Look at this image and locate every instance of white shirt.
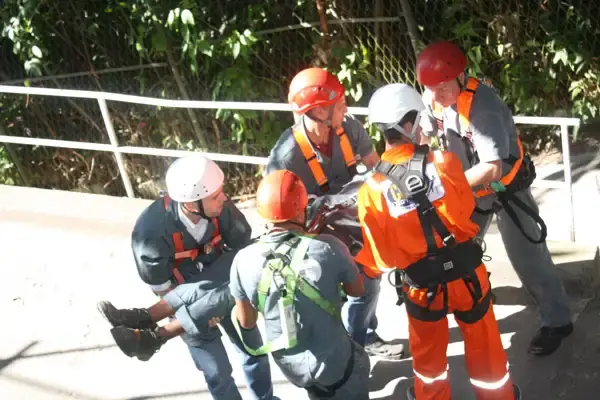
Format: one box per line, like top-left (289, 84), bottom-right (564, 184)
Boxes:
top-left (178, 204), bottom-right (209, 243)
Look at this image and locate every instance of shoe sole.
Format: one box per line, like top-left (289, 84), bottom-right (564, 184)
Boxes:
top-left (109, 326), bottom-right (153, 362)
top-left (97, 301), bottom-right (120, 328)
top-left (366, 351), bottom-right (405, 360)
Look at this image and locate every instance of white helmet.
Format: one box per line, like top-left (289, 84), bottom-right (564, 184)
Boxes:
top-left (165, 154), bottom-right (224, 203)
top-left (368, 83), bottom-right (425, 143)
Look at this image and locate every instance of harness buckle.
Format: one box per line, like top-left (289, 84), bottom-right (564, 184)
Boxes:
top-left (442, 234), bottom-right (456, 248)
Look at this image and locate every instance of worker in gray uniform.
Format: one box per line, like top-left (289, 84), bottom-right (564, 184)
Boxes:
top-left (265, 66), bottom-right (404, 360)
top-left (97, 154), bottom-right (278, 400)
top-left (416, 40), bottom-right (573, 356)
top-left (230, 169), bottom-right (370, 400)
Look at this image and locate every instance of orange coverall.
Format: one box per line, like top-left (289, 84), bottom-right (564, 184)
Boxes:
top-left (356, 144), bottom-right (514, 400)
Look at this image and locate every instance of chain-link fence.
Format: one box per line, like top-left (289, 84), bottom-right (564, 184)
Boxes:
top-left (1, 0), bottom-right (598, 197)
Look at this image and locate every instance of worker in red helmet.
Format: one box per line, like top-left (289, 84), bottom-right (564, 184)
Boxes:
top-left (416, 41), bottom-right (573, 356)
top-left (265, 67), bottom-right (405, 361)
top-left (229, 170), bottom-right (370, 400)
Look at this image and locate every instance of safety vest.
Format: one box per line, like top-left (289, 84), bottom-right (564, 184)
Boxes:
top-left (374, 145), bottom-right (488, 323)
top-left (292, 126), bottom-right (357, 193)
top-left (231, 233), bottom-right (340, 356)
top-left (162, 195), bottom-right (222, 285)
top-left (430, 77), bottom-right (524, 198)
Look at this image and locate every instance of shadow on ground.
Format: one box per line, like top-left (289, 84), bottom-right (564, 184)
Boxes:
top-left (367, 284), bottom-right (598, 400)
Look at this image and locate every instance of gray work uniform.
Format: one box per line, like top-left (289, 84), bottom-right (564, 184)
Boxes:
top-left (266, 114), bottom-right (382, 347)
top-left (132, 197), bottom-right (252, 343)
top-left (265, 114), bottom-right (375, 197)
top-left (421, 78), bottom-right (572, 328)
top-left (131, 197), bottom-right (275, 400)
top-left (229, 231), bottom-right (371, 400)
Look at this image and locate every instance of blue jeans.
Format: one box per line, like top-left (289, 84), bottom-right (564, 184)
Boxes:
top-left (186, 316), bottom-right (275, 400)
top-left (341, 271), bottom-right (382, 346)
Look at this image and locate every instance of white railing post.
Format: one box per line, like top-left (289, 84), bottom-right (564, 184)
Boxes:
top-left (560, 123), bottom-right (576, 242)
top-left (97, 98), bottom-right (135, 198)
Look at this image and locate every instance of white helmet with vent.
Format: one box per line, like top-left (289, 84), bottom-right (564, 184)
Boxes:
top-left (165, 155), bottom-right (224, 203)
top-left (368, 83), bottom-right (425, 143)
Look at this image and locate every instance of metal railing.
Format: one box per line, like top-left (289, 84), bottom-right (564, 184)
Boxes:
top-left (0, 85), bottom-right (580, 241)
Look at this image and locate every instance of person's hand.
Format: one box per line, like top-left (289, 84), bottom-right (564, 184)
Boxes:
top-left (208, 316), bottom-right (223, 327)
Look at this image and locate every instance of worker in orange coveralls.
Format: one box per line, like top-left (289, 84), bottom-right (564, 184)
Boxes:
top-left (355, 82), bottom-right (521, 400)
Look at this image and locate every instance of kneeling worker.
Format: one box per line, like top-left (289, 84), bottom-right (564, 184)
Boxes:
top-left (356, 83), bottom-right (520, 400)
top-left (229, 169), bottom-right (371, 400)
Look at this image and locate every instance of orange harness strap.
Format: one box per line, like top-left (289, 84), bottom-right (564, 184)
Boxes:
top-left (292, 127), bottom-right (357, 193)
top-left (163, 195), bottom-right (222, 284)
top-left (432, 78), bottom-right (525, 198)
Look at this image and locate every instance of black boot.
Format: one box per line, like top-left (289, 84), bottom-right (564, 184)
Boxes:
top-left (406, 385), bottom-right (416, 400)
top-left (97, 301), bottom-right (156, 330)
top-left (110, 326), bottom-right (167, 361)
top-left (528, 323), bottom-right (573, 356)
top-left (513, 383), bottom-right (522, 400)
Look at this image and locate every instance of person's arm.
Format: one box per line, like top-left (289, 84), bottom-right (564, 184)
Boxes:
top-left (356, 182), bottom-right (397, 270)
top-left (219, 200), bottom-right (252, 249)
top-left (229, 251), bottom-right (259, 329)
top-left (235, 299), bottom-right (259, 329)
top-left (325, 235), bottom-right (364, 297)
top-left (464, 159), bottom-right (503, 187)
top-left (346, 115), bottom-right (380, 170)
top-left (131, 233), bottom-right (175, 297)
top-left (361, 151), bottom-right (380, 169)
top-left (465, 109), bottom-right (509, 187)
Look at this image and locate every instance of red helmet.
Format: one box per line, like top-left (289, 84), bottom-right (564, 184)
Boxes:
top-left (288, 67), bottom-right (345, 115)
top-left (256, 170), bottom-right (308, 223)
top-left (416, 41), bottom-right (467, 87)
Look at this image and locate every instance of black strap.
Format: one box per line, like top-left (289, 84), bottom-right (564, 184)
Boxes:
top-left (374, 145), bottom-right (456, 255)
top-left (394, 270), bottom-right (405, 306)
top-left (497, 191), bottom-right (547, 244)
top-left (306, 339), bottom-right (356, 397)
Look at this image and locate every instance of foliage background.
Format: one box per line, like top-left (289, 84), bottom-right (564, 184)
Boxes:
top-left (0, 0), bottom-right (598, 198)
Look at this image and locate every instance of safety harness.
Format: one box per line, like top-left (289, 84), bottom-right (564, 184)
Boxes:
top-left (293, 125), bottom-right (358, 193)
top-left (430, 77), bottom-right (547, 244)
top-left (232, 233), bottom-right (339, 355)
top-left (231, 232), bottom-right (354, 397)
top-left (162, 195), bottom-right (222, 285)
top-left (374, 145), bottom-right (490, 324)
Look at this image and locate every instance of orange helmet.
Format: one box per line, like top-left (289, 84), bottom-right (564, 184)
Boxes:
top-left (256, 170), bottom-right (308, 223)
top-left (288, 67), bottom-right (345, 115)
top-left (416, 41), bottom-right (467, 87)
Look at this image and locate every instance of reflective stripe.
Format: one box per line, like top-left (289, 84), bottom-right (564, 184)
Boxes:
top-left (292, 126), bottom-right (357, 192)
top-left (470, 372), bottom-right (511, 390)
top-left (413, 364), bottom-right (449, 384)
top-left (470, 362), bottom-right (511, 391)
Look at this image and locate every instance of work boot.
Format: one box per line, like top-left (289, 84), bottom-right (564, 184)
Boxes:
top-left (110, 326), bottom-right (167, 361)
top-left (513, 383), bottom-right (522, 400)
top-left (97, 301), bottom-right (156, 330)
top-left (528, 323), bottom-right (573, 356)
top-left (406, 385), bottom-right (416, 400)
top-left (364, 332), bottom-right (405, 360)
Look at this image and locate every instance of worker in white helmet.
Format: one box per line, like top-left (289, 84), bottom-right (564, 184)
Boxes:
top-left (97, 154), bottom-right (278, 400)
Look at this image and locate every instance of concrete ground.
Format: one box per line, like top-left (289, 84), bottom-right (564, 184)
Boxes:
top-left (1, 181), bottom-right (600, 400)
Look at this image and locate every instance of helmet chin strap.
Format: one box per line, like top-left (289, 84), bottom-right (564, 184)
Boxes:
top-left (182, 200), bottom-right (208, 219)
top-left (304, 104), bottom-right (336, 128)
top-left (388, 112), bottom-right (422, 143)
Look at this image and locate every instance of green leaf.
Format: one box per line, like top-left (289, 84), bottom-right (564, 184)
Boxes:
top-left (152, 30), bottom-right (167, 52)
top-left (181, 9), bottom-right (195, 25)
top-left (167, 10), bottom-right (176, 26)
top-left (232, 42), bottom-right (240, 59)
top-left (31, 45), bottom-right (42, 58)
top-left (197, 40), bottom-right (213, 57)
